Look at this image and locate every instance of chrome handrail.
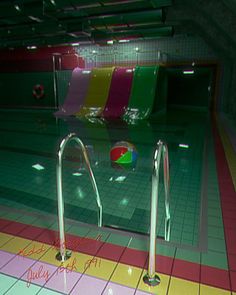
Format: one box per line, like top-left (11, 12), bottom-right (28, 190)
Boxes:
top-left (143, 140), bottom-right (171, 286)
top-left (56, 133), bottom-right (103, 262)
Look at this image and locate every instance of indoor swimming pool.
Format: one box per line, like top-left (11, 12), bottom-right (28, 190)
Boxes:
top-left (0, 107), bottom-right (235, 295)
top-left (0, 109), bottom-right (209, 249)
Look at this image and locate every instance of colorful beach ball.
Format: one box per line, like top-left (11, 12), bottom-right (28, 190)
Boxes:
top-left (110, 141), bottom-right (138, 166)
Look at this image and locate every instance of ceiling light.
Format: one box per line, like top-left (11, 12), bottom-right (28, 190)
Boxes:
top-left (135, 47), bottom-right (139, 51)
top-left (92, 50), bottom-right (96, 54)
top-left (118, 39), bottom-right (130, 43)
top-left (71, 42), bottom-right (80, 46)
top-left (27, 46), bottom-right (37, 50)
top-left (82, 70), bottom-right (91, 74)
top-left (183, 70), bottom-right (194, 75)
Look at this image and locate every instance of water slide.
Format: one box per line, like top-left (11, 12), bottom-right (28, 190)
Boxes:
top-left (75, 67), bottom-right (114, 118)
top-left (123, 65), bottom-right (159, 121)
top-left (102, 67), bottom-right (134, 118)
top-left (55, 67), bottom-right (91, 116)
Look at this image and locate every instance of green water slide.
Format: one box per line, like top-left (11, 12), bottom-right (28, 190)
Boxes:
top-left (123, 65), bottom-right (159, 121)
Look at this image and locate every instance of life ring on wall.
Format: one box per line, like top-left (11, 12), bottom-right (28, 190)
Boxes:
top-left (33, 84), bottom-right (44, 99)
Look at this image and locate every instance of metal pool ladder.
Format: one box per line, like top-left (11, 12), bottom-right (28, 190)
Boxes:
top-left (143, 140), bottom-right (171, 286)
top-left (56, 133), bottom-right (103, 262)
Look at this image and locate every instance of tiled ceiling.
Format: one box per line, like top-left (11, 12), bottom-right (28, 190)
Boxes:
top-left (0, 0), bottom-right (173, 48)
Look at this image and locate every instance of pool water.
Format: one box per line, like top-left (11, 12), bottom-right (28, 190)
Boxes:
top-left (0, 109), bottom-right (208, 249)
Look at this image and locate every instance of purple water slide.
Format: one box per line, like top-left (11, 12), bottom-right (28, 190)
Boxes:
top-left (55, 67), bottom-right (91, 116)
top-left (102, 67), bottom-right (134, 118)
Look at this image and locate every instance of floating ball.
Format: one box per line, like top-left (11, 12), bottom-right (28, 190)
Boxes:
top-left (110, 141), bottom-right (138, 167)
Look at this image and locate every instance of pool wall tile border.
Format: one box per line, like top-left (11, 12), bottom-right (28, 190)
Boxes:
top-left (213, 117), bottom-right (236, 292)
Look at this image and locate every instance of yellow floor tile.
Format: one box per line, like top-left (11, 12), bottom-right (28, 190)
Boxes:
top-left (1, 236), bottom-right (32, 254)
top-left (138, 269), bottom-right (170, 294)
top-left (39, 247), bottom-right (70, 267)
top-left (39, 246), bottom-right (93, 273)
top-left (168, 277), bottom-right (199, 295)
top-left (200, 284), bottom-right (231, 295)
top-left (84, 257), bottom-right (116, 280)
top-left (73, 252), bottom-right (94, 273)
top-left (110, 263), bottom-right (142, 288)
top-left (17, 241), bottom-right (52, 260)
top-left (0, 233), bottom-right (14, 247)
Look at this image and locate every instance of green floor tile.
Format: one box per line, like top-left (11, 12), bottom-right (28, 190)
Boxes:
top-left (156, 244), bottom-right (176, 257)
top-left (128, 237), bottom-right (149, 251)
top-left (67, 224), bottom-right (90, 237)
top-left (201, 250), bottom-right (228, 269)
top-left (208, 226), bottom-right (225, 239)
top-left (2, 212), bottom-right (22, 222)
top-left (175, 248), bottom-right (200, 263)
top-left (50, 222), bottom-right (72, 232)
top-left (32, 218), bottom-right (55, 229)
top-left (38, 287), bottom-right (63, 294)
top-left (208, 237), bottom-right (226, 253)
top-left (5, 279), bottom-right (41, 295)
top-left (106, 233), bottom-right (131, 247)
top-left (208, 216), bottom-right (223, 227)
top-left (85, 228), bottom-right (110, 241)
top-left (17, 215), bottom-right (38, 224)
top-left (0, 274), bottom-right (18, 294)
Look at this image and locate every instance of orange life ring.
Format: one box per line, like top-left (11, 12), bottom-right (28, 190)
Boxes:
top-left (33, 84), bottom-right (44, 99)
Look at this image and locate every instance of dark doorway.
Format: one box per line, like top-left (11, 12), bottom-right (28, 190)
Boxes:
top-left (167, 67), bottom-right (213, 110)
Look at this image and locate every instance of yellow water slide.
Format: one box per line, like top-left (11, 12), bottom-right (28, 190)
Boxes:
top-left (75, 67), bottom-right (114, 117)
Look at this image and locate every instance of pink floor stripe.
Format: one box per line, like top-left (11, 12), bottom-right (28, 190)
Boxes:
top-left (1, 254), bottom-right (35, 278)
top-left (70, 274), bottom-right (107, 295)
top-left (103, 282), bottom-right (135, 295)
top-left (21, 261), bottom-right (57, 288)
top-left (45, 266), bottom-right (81, 294)
top-left (0, 250), bottom-right (15, 269)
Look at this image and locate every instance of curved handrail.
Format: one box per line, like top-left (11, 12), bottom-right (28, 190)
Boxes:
top-left (143, 140), bottom-right (171, 286)
top-left (56, 133), bottom-right (103, 261)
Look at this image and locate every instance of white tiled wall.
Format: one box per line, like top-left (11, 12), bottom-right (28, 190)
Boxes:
top-left (77, 36), bottom-right (217, 67)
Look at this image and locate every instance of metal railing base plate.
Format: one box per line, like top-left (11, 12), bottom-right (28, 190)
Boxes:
top-left (55, 250), bottom-right (72, 262)
top-left (143, 273), bottom-right (161, 286)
